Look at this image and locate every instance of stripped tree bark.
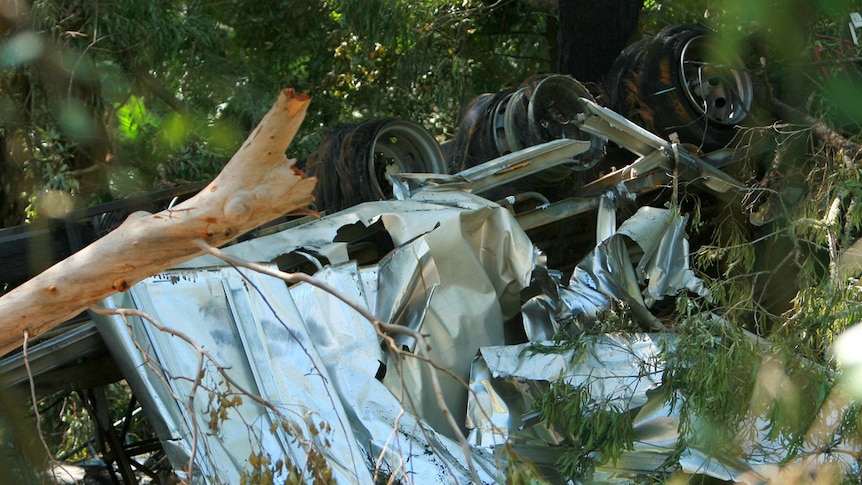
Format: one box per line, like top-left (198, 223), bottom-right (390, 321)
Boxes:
top-left (0, 88), bottom-right (318, 357)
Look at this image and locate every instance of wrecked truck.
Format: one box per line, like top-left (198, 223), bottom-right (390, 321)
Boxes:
top-left (2, 23), bottom-right (860, 484)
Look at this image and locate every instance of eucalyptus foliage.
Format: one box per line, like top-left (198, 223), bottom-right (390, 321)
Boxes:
top-left (0, 0), bottom-right (556, 226)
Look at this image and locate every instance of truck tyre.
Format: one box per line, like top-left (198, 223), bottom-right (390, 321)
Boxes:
top-left (606, 24), bottom-right (754, 151)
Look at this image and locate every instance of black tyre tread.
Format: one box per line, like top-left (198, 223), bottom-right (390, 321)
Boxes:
top-left (448, 90), bottom-right (513, 173)
top-left (307, 118), bottom-right (444, 211)
top-left (606, 24), bottom-right (746, 151)
top-left (640, 24), bottom-right (738, 149)
top-left (448, 92), bottom-right (493, 173)
top-left (605, 36), bottom-right (655, 132)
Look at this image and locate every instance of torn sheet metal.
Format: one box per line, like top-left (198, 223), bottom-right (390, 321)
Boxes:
top-left (466, 334), bottom-right (666, 450)
top-left (469, 200), bottom-right (860, 482)
top-left (92, 190), bottom-right (534, 484)
top-left (618, 206), bottom-right (707, 304)
top-left (470, 326), bottom-right (861, 482)
top-left (97, 267), bottom-right (371, 484)
top-left (288, 261), bottom-right (500, 483)
top-left (465, 332), bottom-right (862, 483)
top-left (522, 205), bottom-right (708, 339)
top-left (466, 334), bottom-right (690, 483)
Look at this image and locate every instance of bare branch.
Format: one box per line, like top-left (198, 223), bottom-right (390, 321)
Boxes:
top-left (770, 98), bottom-right (862, 164)
top-left (0, 89), bottom-right (318, 357)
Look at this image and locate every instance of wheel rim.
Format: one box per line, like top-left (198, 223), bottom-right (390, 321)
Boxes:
top-left (679, 35), bottom-right (753, 125)
top-left (368, 120), bottom-right (446, 200)
top-left (491, 91), bottom-right (514, 155)
top-left (527, 75), bottom-right (605, 169)
top-left (527, 75), bottom-right (590, 141)
top-left (503, 87), bottom-right (530, 153)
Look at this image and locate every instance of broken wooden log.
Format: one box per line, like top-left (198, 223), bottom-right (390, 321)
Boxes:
top-left (0, 88), bottom-right (318, 357)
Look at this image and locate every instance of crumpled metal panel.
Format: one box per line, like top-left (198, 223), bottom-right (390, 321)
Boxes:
top-left (470, 220), bottom-right (860, 483)
top-left (466, 332), bottom-right (695, 483)
top-left (618, 206), bottom-right (707, 304)
top-left (374, 194), bottom-right (535, 425)
top-left (466, 333), bottom-right (666, 450)
top-left (522, 205), bottom-right (708, 340)
top-left (187, 189), bottom-right (536, 443)
top-left (465, 199), bottom-right (862, 482)
top-left (98, 267), bottom-right (371, 484)
top-left (93, 191), bottom-right (534, 484)
top-left (467, 333), bottom-right (810, 483)
top-left (288, 262), bottom-right (500, 483)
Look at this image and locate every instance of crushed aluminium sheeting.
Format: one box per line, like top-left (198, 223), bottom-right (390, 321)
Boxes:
top-left (92, 190), bottom-right (533, 484)
top-left (521, 200), bottom-right (709, 341)
top-left (467, 330), bottom-right (862, 483)
top-left (89, 147), bottom-right (860, 482)
top-left (467, 203), bottom-right (700, 480)
top-left (467, 205), bottom-right (861, 482)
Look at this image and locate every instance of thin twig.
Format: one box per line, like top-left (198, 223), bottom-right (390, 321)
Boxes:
top-left (23, 329), bottom-right (68, 475)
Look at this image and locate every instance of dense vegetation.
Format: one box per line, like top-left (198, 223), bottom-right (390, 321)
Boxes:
top-left (0, 0), bottom-right (559, 227)
top-left (3, 0), bottom-right (862, 483)
top-left (2, 0), bottom-right (858, 225)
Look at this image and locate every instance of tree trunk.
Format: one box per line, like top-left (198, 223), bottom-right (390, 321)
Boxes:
top-left (556, 0), bottom-right (643, 83)
top-left (0, 89), bottom-right (317, 357)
